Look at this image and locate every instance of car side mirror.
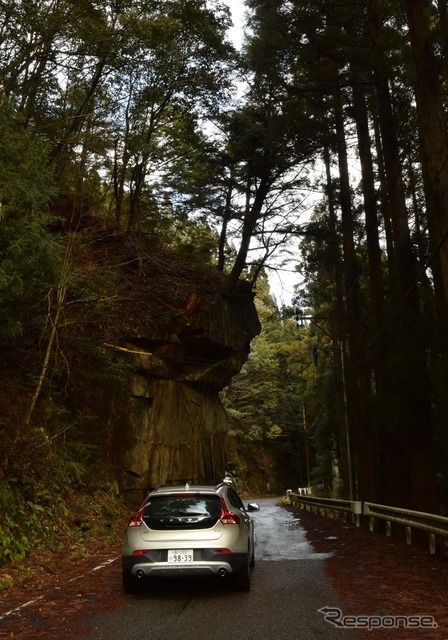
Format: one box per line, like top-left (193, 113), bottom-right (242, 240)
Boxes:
top-left (246, 502), bottom-right (260, 512)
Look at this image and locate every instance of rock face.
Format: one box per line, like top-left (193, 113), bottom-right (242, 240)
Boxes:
top-left (114, 277), bottom-right (261, 495)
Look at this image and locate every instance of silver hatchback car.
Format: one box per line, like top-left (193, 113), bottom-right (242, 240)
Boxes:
top-left (121, 482), bottom-right (260, 593)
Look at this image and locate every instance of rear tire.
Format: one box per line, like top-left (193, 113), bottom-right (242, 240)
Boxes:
top-left (233, 555), bottom-right (251, 592)
top-left (122, 571), bottom-right (143, 594)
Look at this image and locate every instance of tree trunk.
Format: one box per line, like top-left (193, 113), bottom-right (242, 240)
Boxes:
top-left (23, 288), bottom-right (66, 429)
top-left (351, 72), bottom-right (385, 332)
top-left (404, 0), bottom-right (448, 513)
top-left (217, 180), bottom-right (233, 271)
top-left (351, 72), bottom-right (396, 502)
top-left (323, 143), bottom-right (353, 499)
top-left (49, 55), bottom-right (107, 165)
top-left (367, 0), bottom-right (437, 511)
top-left (405, 0), bottom-right (448, 306)
top-left (333, 78), bottom-right (376, 502)
top-left (223, 175), bottom-right (270, 294)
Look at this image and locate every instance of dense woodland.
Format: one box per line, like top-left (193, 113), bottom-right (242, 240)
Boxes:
top-left (2, 0), bottom-right (448, 564)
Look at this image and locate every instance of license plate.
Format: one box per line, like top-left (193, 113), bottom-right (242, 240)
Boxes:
top-left (167, 549), bottom-right (194, 563)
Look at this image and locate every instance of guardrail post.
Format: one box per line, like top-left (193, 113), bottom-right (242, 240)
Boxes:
top-left (405, 526), bottom-right (412, 545)
top-left (351, 501), bottom-right (362, 527)
top-left (386, 521), bottom-right (391, 537)
top-left (429, 533), bottom-right (436, 555)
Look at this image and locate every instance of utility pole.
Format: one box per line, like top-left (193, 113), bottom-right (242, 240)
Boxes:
top-left (338, 340), bottom-right (354, 501)
top-left (302, 403), bottom-right (311, 488)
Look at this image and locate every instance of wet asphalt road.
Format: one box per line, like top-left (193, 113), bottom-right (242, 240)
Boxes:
top-left (81, 498), bottom-right (355, 640)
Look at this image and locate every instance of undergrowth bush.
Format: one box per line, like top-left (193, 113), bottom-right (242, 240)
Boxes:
top-left (0, 438), bottom-right (123, 568)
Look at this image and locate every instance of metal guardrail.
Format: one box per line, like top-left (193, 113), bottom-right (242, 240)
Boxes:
top-left (364, 502), bottom-right (448, 554)
top-left (287, 491), bottom-right (448, 554)
top-left (287, 491), bottom-right (363, 526)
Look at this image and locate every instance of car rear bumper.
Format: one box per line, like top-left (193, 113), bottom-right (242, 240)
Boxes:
top-left (122, 551), bottom-right (247, 579)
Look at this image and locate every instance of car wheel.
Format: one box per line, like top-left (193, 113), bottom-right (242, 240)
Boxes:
top-left (250, 544), bottom-right (255, 568)
top-left (233, 555), bottom-right (251, 592)
top-left (122, 571), bottom-right (143, 594)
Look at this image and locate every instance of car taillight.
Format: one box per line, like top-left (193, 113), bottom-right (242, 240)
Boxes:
top-left (128, 508), bottom-right (144, 527)
top-left (220, 500), bottom-right (240, 525)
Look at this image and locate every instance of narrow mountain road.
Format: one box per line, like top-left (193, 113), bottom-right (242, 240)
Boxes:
top-left (1, 498), bottom-right (446, 639)
top-left (0, 498), bottom-right (352, 640)
top-left (77, 498), bottom-right (354, 640)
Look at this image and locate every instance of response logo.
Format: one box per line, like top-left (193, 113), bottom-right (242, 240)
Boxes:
top-left (318, 606), bottom-right (438, 631)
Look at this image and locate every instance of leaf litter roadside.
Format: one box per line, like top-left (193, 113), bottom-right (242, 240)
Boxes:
top-left (295, 507), bottom-right (448, 639)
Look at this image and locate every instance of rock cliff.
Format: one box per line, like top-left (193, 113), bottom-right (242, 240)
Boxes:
top-left (103, 250), bottom-right (261, 495)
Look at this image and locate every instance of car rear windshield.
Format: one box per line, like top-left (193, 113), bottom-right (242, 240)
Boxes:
top-left (142, 494), bottom-right (222, 530)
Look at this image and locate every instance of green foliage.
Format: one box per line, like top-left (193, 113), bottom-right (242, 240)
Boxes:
top-left (223, 277), bottom-right (283, 439)
top-left (0, 101), bottom-right (61, 342)
top-left (223, 274), bottom-right (311, 490)
top-left (0, 434), bottom-right (122, 567)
